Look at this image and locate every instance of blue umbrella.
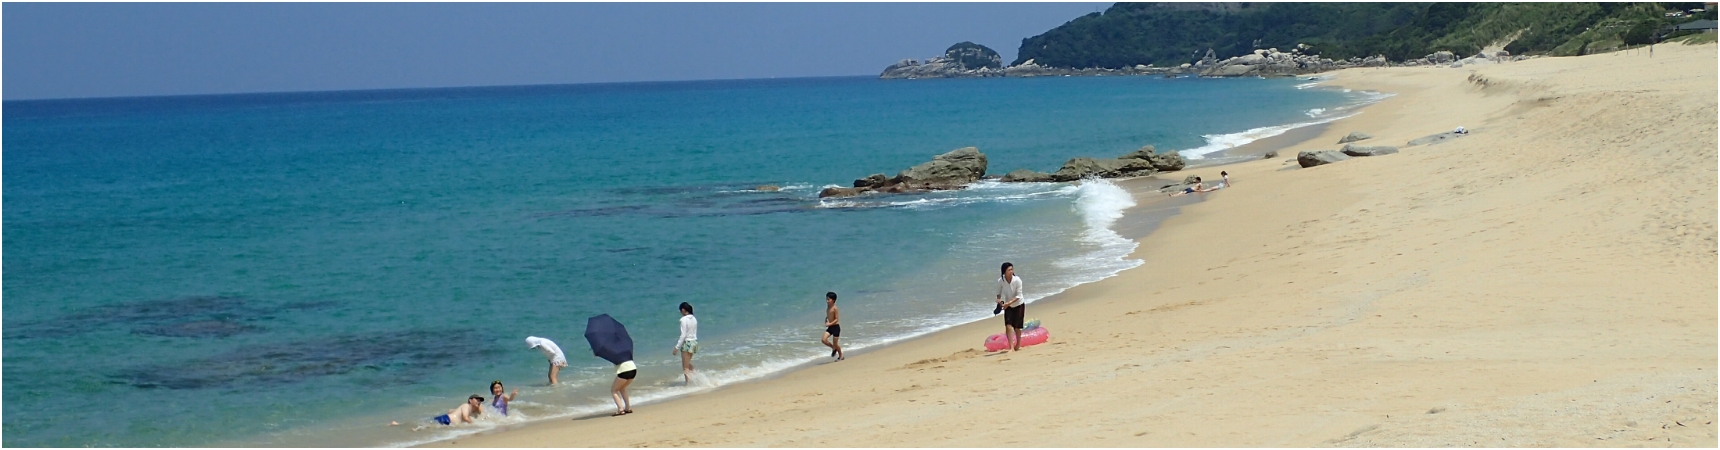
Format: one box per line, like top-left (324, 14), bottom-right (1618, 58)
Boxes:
top-left (584, 314), bottom-right (634, 365)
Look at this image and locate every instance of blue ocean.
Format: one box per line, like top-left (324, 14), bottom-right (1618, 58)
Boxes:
top-left (2, 75), bottom-right (1365, 447)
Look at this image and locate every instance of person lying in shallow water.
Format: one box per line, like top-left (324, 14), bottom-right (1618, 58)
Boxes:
top-left (399, 395), bottom-right (484, 430)
top-left (1168, 176), bottom-right (1216, 197)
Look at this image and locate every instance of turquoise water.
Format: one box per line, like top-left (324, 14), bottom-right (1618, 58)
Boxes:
top-left (2, 75), bottom-right (1360, 447)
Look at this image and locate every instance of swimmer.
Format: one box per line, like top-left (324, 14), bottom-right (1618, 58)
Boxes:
top-left (489, 381), bottom-right (518, 416)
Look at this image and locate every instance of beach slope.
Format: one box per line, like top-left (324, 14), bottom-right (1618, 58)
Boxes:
top-left (430, 43), bottom-right (1716, 447)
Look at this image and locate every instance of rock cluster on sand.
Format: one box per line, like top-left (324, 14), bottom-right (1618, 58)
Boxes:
top-left (1340, 144), bottom-right (1399, 157)
top-left (1297, 150), bottom-right (1352, 168)
top-left (1337, 132), bottom-right (1373, 144)
top-left (820, 147), bottom-right (989, 198)
top-left (1299, 131), bottom-right (1405, 167)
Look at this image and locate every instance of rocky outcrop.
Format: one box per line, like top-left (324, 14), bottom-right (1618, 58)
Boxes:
top-left (1001, 168), bottom-right (1054, 183)
top-left (853, 173), bottom-right (888, 188)
top-left (884, 42), bottom-right (1539, 81)
top-left (1297, 150), bottom-right (1351, 168)
top-left (895, 147), bottom-right (987, 188)
top-left (1197, 47), bottom-right (1366, 78)
top-left (1340, 144), bottom-right (1399, 157)
top-left (1337, 132), bottom-right (1373, 144)
top-left (881, 42), bottom-right (1006, 79)
top-left (820, 147), bottom-right (989, 198)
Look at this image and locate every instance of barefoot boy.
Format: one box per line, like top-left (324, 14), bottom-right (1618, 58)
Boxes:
top-left (821, 292), bottom-right (843, 361)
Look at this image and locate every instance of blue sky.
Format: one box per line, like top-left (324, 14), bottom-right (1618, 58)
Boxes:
top-left (3, 2), bottom-right (1109, 100)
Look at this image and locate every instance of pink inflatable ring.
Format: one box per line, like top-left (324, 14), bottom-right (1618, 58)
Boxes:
top-left (984, 327), bottom-right (1049, 351)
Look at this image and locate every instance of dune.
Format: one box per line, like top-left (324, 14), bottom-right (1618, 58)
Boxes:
top-left (428, 43), bottom-right (1717, 447)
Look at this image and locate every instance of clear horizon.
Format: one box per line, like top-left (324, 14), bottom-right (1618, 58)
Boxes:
top-left (3, 2), bottom-right (1109, 101)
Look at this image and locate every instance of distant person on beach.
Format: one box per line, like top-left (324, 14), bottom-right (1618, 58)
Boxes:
top-left (611, 359), bottom-right (637, 416)
top-left (489, 381), bottom-right (518, 416)
top-left (1221, 171), bottom-right (1231, 187)
top-left (426, 395), bottom-right (484, 428)
top-left (673, 302), bottom-right (700, 385)
top-left (822, 292), bottom-right (844, 361)
top-left (995, 262), bottom-right (1026, 352)
top-left (525, 336), bottom-right (568, 385)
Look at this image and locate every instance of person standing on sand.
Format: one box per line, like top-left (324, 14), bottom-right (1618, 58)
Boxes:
top-left (525, 336), bottom-right (568, 385)
top-left (822, 292), bottom-right (843, 361)
top-left (611, 359), bottom-right (637, 416)
top-left (673, 302), bottom-right (700, 385)
top-left (995, 262), bottom-right (1026, 352)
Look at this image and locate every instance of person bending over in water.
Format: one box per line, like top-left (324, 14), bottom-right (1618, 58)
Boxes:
top-left (489, 381), bottom-right (518, 416)
top-left (525, 336), bottom-right (568, 385)
top-left (673, 302), bottom-right (700, 385)
top-left (822, 292), bottom-right (843, 361)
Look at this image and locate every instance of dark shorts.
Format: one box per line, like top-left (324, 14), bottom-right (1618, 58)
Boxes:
top-left (825, 324), bottom-right (841, 338)
top-left (433, 414), bottom-right (452, 426)
top-left (1004, 304), bottom-right (1025, 329)
top-left (617, 369), bottom-right (637, 380)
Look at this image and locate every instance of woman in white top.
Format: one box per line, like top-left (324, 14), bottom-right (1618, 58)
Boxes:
top-left (673, 302), bottom-right (700, 385)
top-left (524, 336), bottom-right (567, 385)
top-left (995, 262), bottom-right (1026, 352)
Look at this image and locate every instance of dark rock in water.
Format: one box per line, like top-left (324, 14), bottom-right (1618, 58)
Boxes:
top-left (1337, 132), bottom-right (1373, 144)
top-left (1120, 145), bottom-right (1187, 172)
top-left (1298, 150), bottom-right (1352, 168)
top-left (1341, 144), bottom-right (1400, 157)
top-left (1000, 168), bottom-right (1054, 183)
top-left (1050, 157), bottom-right (1123, 181)
top-left (819, 186), bottom-right (872, 199)
top-left (113, 329), bottom-right (502, 390)
top-left (1119, 145), bottom-right (1158, 160)
top-left (1407, 131), bottom-right (1466, 146)
top-left (853, 173), bottom-right (888, 188)
top-left (1145, 151), bottom-right (1187, 172)
top-left (1263, 151), bottom-right (1279, 159)
top-left (894, 147), bottom-right (988, 189)
top-left (134, 320), bottom-right (261, 338)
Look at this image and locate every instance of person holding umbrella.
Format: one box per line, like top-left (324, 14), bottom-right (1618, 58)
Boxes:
top-left (585, 314), bottom-right (637, 416)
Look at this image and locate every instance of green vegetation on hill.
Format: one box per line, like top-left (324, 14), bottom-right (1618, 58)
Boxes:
top-left (945, 41), bottom-right (1003, 70)
top-left (1014, 2), bottom-right (1716, 68)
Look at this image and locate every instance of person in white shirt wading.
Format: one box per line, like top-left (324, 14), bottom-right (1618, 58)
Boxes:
top-left (525, 336), bottom-right (568, 385)
top-left (673, 302), bottom-right (700, 385)
top-left (995, 262), bottom-right (1026, 352)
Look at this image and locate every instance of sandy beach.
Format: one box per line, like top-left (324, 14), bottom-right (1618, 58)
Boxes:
top-left (430, 43), bottom-right (1716, 447)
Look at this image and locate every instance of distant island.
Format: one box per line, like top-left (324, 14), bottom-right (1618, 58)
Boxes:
top-left (881, 2), bottom-right (1718, 79)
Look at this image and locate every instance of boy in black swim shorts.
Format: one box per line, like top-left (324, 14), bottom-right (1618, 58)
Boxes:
top-left (822, 292), bottom-right (843, 361)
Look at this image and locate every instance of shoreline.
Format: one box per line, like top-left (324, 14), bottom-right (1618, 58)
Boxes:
top-left (399, 89), bottom-right (1338, 449)
top-left (429, 43), bottom-right (1715, 447)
